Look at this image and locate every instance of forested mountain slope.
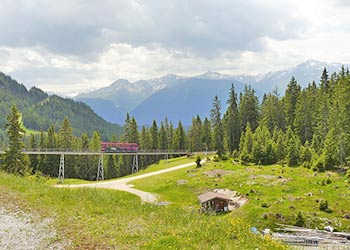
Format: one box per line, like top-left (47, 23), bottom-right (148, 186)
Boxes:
top-left (0, 72), bottom-right (122, 141)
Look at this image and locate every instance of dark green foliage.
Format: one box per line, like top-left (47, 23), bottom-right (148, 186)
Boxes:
top-left (223, 84), bottom-right (241, 153)
top-left (211, 95), bottom-right (224, 156)
top-left (195, 155), bottom-right (202, 168)
top-left (295, 212), bottom-right (305, 227)
top-left (0, 72), bottom-right (122, 140)
top-left (284, 77), bottom-right (301, 129)
top-left (239, 85), bottom-right (260, 131)
top-left (319, 200), bottom-right (332, 213)
top-left (2, 105), bottom-right (30, 175)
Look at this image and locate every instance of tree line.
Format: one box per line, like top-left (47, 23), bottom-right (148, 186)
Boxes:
top-left (2, 67), bottom-right (350, 179)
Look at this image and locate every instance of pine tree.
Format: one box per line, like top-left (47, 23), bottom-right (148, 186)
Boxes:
top-left (188, 115), bottom-right (203, 151)
top-left (201, 117), bottom-right (212, 151)
top-left (2, 105), bottom-right (30, 175)
top-left (239, 123), bottom-right (253, 163)
top-left (58, 117), bottom-right (74, 149)
top-left (59, 117), bottom-right (76, 178)
top-left (123, 113), bottom-right (131, 142)
top-left (159, 122), bottom-right (168, 150)
top-left (252, 124), bottom-right (275, 164)
top-left (223, 84), bottom-right (241, 153)
top-left (106, 154), bottom-right (118, 179)
top-left (128, 117), bottom-right (139, 143)
top-left (211, 95), bottom-right (224, 156)
top-left (239, 85), bottom-right (260, 131)
top-left (29, 134), bottom-right (38, 173)
top-left (77, 133), bottom-right (96, 180)
top-left (173, 121), bottom-right (187, 150)
top-left (261, 88), bottom-right (285, 133)
top-left (286, 127), bottom-right (301, 167)
top-left (283, 77), bottom-right (301, 129)
top-left (150, 120), bottom-right (159, 150)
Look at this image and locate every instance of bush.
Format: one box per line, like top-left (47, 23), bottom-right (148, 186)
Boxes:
top-left (346, 169), bottom-right (350, 179)
top-left (319, 200), bottom-right (332, 213)
top-left (220, 154), bottom-right (228, 161)
top-left (312, 157), bottom-right (325, 172)
top-left (195, 155), bottom-right (202, 168)
top-left (295, 211), bottom-right (305, 227)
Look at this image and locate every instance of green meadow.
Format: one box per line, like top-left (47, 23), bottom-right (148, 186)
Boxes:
top-left (6, 155), bottom-right (350, 249)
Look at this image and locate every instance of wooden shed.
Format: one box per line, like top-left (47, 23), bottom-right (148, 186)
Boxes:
top-left (198, 192), bottom-right (232, 212)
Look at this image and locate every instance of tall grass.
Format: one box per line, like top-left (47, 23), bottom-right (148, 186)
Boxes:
top-left (0, 169), bottom-right (288, 249)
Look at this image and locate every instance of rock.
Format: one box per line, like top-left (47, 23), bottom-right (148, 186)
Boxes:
top-left (177, 180), bottom-right (188, 185)
top-left (276, 213), bottom-right (284, 219)
top-left (343, 214), bottom-right (350, 219)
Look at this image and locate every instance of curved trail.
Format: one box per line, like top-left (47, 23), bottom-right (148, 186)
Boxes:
top-left (55, 162), bottom-right (197, 203)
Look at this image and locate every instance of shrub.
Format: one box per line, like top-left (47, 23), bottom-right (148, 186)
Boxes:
top-left (195, 156), bottom-right (202, 168)
top-left (319, 200), bottom-right (332, 213)
top-left (312, 157), bottom-right (325, 172)
top-left (295, 211), bottom-right (305, 227)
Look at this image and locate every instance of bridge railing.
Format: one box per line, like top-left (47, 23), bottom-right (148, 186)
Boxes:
top-left (0, 148), bottom-right (216, 155)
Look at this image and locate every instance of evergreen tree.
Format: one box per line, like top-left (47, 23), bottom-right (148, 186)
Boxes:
top-left (29, 133), bottom-right (38, 173)
top-left (239, 123), bottom-right (253, 163)
top-left (41, 125), bottom-right (58, 176)
top-left (77, 133), bottom-right (96, 180)
top-left (283, 77), bottom-right (301, 129)
top-left (159, 122), bottom-right (168, 150)
top-left (251, 124), bottom-right (275, 164)
top-left (58, 117), bottom-right (74, 149)
top-left (139, 126), bottom-right (151, 168)
top-left (123, 113), bottom-right (131, 142)
top-left (2, 105), bottom-right (30, 175)
top-left (261, 88), bottom-right (285, 133)
top-left (59, 117), bottom-right (76, 178)
top-left (211, 95), bottom-right (224, 156)
top-left (128, 117), bottom-right (139, 143)
top-left (294, 85), bottom-right (317, 144)
top-left (188, 115), bottom-right (203, 152)
top-left (239, 85), bottom-right (260, 131)
top-left (201, 117), bottom-right (212, 151)
top-left (322, 128), bottom-right (339, 170)
top-left (150, 120), bottom-right (159, 150)
top-left (173, 121), bottom-right (187, 150)
top-left (106, 154), bottom-right (118, 179)
top-left (286, 127), bottom-right (301, 167)
top-left (223, 84), bottom-right (241, 153)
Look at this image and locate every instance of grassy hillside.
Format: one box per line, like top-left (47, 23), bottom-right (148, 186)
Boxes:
top-left (131, 158), bottom-right (350, 232)
top-left (0, 157), bottom-right (288, 249)
top-left (0, 72), bottom-right (123, 141)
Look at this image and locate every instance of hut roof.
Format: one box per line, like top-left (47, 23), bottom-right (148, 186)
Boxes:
top-left (198, 192), bottom-right (232, 203)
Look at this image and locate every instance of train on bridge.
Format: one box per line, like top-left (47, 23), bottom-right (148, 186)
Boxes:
top-left (100, 142), bottom-right (138, 153)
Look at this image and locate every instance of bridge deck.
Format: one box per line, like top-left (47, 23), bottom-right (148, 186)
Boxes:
top-left (0, 149), bottom-right (214, 156)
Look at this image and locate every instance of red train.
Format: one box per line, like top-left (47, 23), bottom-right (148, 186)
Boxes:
top-left (101, 142), bottom-right (138, 153)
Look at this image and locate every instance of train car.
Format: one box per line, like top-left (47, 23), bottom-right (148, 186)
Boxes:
top-left (101, 142), bottom-right (138, 153)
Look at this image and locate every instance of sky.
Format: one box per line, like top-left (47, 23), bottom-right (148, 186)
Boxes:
top-left (1, 0), bottom-right (350, 96)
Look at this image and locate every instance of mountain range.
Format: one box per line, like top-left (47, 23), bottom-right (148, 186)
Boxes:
top-left (74, 60), bottom-right (348, 126)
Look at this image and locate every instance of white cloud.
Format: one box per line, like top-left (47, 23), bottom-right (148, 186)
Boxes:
top-left (0, 0), bottom-right (349, 95)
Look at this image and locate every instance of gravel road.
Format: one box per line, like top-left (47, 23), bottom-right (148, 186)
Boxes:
top-left (56, 161), bottom-right (197, 203)
top-left (0, 207), bottom-right (69, 250)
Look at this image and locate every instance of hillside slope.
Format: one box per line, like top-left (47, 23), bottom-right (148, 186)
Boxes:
top-left (0, 72), bottom-right (122, 141)
top-left (131, 78), bottom-right (246, 126)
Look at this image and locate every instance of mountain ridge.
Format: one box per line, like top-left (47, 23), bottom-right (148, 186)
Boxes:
top-left (0, 72), bottom-right (123, 141)
top-left (75, 60), bottom-right (349, 125)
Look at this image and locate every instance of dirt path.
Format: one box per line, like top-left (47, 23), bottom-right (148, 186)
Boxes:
top-left (0, 207), bottom-right (69, 250)
top-left (56, 161), bottom-right (197, 203)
